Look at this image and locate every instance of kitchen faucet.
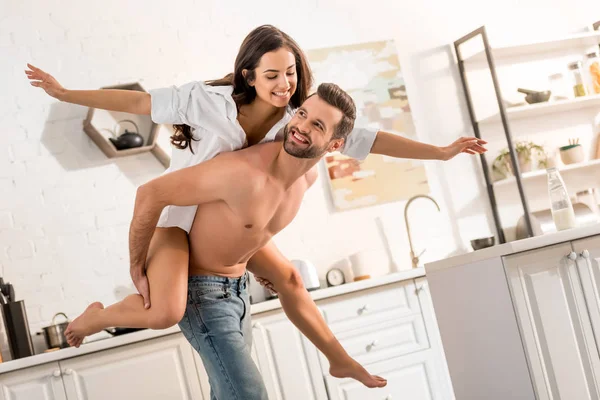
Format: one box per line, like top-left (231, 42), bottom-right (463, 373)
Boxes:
top-left (404, 194), bottom-right (441, 268)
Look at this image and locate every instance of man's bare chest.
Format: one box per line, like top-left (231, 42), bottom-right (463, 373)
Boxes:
top-left (231, 184), bottom-right (306, 236)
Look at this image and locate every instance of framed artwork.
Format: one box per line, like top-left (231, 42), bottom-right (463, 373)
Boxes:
top-left (307, 40), bottom-right (429, 211)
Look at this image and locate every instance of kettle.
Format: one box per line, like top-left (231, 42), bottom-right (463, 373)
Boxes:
top-left (108, 119), bottom-right (144, 150)
top-left (291, 260), bottom-right (321, 291)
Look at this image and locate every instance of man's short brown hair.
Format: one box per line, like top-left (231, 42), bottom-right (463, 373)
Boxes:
top-left (312, 83), bottom-right (356, 140)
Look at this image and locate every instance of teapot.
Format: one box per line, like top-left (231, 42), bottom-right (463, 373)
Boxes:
top-left (108, 119), bottom-right (144, 150)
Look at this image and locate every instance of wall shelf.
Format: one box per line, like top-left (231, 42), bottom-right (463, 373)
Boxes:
top-left (478, 94), bottom-right (600, 124)
top-left (454, 22), bottom-right (600, 243)
top-left (83, 82), bottom-right (159, 159)
top-left (493, 158), bottom-right (600, 187)
top-left (464, 30), bottom-right (600, 63)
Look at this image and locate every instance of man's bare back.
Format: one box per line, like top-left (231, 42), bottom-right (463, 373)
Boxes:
top-left (188, 141), bottom-right (317, 277)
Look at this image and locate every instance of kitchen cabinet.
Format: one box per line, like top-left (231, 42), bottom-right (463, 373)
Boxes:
top-left (504, 238), bottom-right (600, 400)
top-left (252, 311), bottom-right (328, 400)
top-left (325, 349), bottom-right (443, 400)
top-left (573, 235), bottom-right (600, 353)
top-left (59, 333), bottom-right (203, 400)
top-left (322, 277), bottom-right (453, 400)
top-left (0, 362), bottom-right (66, 400)
top-left (0, 274), bottom-right (451, 400)
top-left (0, 334), bottom-right (204, 400)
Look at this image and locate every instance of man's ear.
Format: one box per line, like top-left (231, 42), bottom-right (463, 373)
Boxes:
top-left (242, 69), bottom-right (255, 87)
top-left (327, 138), bottom-right (345, 153)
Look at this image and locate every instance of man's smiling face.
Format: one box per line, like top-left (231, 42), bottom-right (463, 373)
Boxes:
top-left (283, 95), bottom-right (344, 159)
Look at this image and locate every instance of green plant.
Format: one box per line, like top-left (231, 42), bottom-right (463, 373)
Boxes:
top-left (492, 141), bottom-right (547, 178)
top-left (516, 141), bottom-right (547, 166)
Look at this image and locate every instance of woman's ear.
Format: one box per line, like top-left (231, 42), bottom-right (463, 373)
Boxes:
top-left (242, 69), bottom-right (255, 87)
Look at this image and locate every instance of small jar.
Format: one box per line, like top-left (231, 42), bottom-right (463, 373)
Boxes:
top-left (548, 72), bottom-right (569, 100)
top-left (575, 189), bottom-right (600, 217)
top-left (585, 51), bottom-right (600, 95)
top-left (569, 61), bottom-right (588, 97)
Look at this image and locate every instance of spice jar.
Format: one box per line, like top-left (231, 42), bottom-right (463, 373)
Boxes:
top-left (586, 51), bottom-right (600, 94)
top-left (569, 61), bottom-right (588, 97)
top-left (548, 72), bottom-right (569, 100)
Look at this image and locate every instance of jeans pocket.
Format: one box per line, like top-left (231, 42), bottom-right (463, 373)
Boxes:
top-left (192, 285), bottom-right (232, 307)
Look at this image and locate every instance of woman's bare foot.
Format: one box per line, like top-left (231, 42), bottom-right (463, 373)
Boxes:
top-left (65, 302), bottom-right (104, 348)
top-left (330, 359), bottom-right (387, 388)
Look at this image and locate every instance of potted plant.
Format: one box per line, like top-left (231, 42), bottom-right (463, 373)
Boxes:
top-left (492, 141), bottom-right (547, 180)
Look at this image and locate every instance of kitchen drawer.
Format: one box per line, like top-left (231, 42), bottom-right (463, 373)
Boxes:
top-left (317, 280), bottom-right (420, 334)
top-left (319, 312), bottom-right (430, 371)
top-left (325, 349), bottom-right (445, 400)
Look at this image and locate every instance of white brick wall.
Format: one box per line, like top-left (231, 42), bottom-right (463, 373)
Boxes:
top-left (3, 0), bottom-right (599, 332)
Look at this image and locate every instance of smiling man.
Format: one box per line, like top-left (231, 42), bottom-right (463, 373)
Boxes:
top-left (66, 83), bottom-right (387, 399)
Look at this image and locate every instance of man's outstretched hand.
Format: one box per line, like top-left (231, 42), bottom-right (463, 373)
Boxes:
top-left (441, 137), bottom-right (487, 160)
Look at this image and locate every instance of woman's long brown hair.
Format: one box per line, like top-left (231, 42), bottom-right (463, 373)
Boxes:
top-left (171, 25), bottom-right (313, 152)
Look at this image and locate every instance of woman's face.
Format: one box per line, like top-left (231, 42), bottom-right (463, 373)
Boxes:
top-left (248, 47), bottom-right (298, 108)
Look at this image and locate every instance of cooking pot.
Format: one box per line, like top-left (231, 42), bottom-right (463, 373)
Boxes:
top-left (42, 312), bottom-right (70, 349)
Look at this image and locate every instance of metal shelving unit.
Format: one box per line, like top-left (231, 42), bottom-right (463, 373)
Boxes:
top-left (454, 23), bottom-right (600, 244)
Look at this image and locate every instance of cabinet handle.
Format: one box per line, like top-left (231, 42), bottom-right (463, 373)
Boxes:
top-left (567, 251), bottom-right (577, 261)
top-left (52, 369), bottom-right (61, 378)
top-left (358, 304), bottom-right (369, 314)
top-left (63, 369), bottom-right (73, 375)
top-left (581, 249), bottom-right (590, 259)
top-left (385, 395), bottom-right (393, 400)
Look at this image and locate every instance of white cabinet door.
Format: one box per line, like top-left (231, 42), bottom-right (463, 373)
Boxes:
top-left (414, 277), bottom-right (455, 399)
top-left (60, 333), bottom-right (204, 400)
top-left (0, 362), bottom-right (66, 400)
top-left (573, 235), bottom-right (600, 354)
top-left (505, 242), bottom-right (600, 400)
top-left (252, 310), bottom-right (327, 400)
top-left (325, 349), bottom-right (445, 400)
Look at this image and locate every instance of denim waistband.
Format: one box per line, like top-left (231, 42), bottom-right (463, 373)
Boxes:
top-left (188, 271), bottom-right (248, 289)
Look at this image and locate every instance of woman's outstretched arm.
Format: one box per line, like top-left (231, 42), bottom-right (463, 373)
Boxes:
top-left (25, 64), bottom-right (150, 115)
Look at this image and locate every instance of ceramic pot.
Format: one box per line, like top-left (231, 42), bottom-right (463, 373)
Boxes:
top-left (560, 144), bottom-right (584, 165)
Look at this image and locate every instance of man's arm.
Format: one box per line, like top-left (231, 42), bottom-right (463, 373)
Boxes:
top-left (129, 154), bottom-right (245, 272)
top-left (370, 131), bottom-right (488, 161)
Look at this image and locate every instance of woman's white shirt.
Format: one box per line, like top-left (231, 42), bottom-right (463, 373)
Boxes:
top-left (149, 81), bottom-right (377, 233)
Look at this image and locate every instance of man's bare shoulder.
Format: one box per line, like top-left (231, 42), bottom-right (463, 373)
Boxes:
top-left (211, 146), bottom-right (271, 191)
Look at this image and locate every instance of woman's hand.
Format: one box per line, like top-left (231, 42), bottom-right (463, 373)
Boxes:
top-left (25, 64), bottom-right (66, 99)
top-left (441, 137), bottom-right (488, 160)
top-left (255, 275), bottom-right (277, 294)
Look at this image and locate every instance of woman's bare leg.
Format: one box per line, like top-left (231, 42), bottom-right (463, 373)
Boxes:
top-left (65, 227), bottom-right (189, 347)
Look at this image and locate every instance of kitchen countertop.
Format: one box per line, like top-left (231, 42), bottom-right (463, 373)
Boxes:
top-left (425, 222), bottom-right (600, 273)
top-left (0, 267), bottom-right (425, 375)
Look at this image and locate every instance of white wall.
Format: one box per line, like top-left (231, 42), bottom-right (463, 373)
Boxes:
top-left (2, 0), bottom-right (600, 332)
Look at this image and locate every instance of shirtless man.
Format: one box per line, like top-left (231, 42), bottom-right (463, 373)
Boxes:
top-left (66, 83), bottom-right (387, 399)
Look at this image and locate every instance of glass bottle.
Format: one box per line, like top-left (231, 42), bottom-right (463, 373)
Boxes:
top-left (585, 51), bottom-right (600, 95)
top-left (547, 168), bottom-right (577, 231)
top-left (569, 61), bottom-right (588, 97)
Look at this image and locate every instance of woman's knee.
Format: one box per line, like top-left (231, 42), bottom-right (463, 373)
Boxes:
top-left (146, 303), bottom-right (186, 329)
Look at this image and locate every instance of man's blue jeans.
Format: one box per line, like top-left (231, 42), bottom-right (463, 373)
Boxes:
top-left (178, 273), bottom-right (269, 400)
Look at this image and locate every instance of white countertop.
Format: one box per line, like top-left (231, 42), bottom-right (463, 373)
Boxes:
top-left (425, 223), bottom-right (600, 273)
top-left (0, 268), bottom-right (425, 375)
